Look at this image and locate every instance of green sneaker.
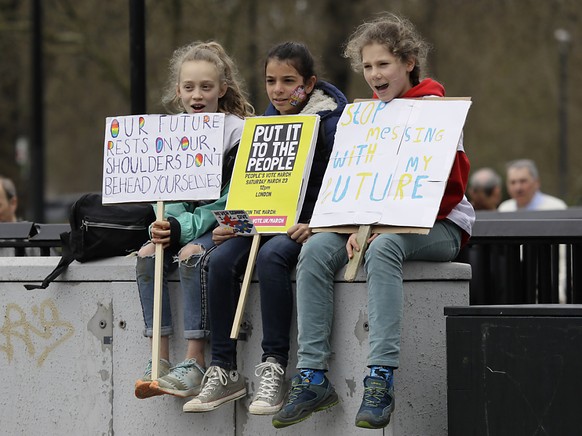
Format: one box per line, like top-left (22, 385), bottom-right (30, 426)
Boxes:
top-left (355, 375), bottom-right (395, 429)
top-left (249, 357), bottom-right (287, 415)
top-left (151, 358), bottom-right (205, 398)
top-left (272, 370), bottom-right (339, 428)
top-left (134, 358), bottom-right (171, 399)
top-left (183, 366), bottom-right (246, 413)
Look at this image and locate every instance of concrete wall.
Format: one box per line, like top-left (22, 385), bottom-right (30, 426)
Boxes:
top-left (0, 256), bottom-right (470, 436)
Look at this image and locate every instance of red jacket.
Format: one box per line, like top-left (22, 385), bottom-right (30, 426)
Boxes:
top-left (375, 78), bottom-right (471, 241)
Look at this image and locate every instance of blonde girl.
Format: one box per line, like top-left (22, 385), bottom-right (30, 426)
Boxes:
top-left (134, 41), bottom-right (253, 400)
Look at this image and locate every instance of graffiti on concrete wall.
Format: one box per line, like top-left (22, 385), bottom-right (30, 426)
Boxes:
top-left (1, 299), bottom-right (74, 366)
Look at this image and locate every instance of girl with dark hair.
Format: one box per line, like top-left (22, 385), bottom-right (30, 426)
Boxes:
top-left (183, 41), bottom-right (347, 414)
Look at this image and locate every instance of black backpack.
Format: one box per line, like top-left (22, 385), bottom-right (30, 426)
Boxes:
top-left (24, 193), bottom-right (155, 290)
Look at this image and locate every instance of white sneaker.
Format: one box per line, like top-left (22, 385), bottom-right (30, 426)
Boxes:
top-left (249, 357), bottom-right (286, 415)
top-left (183, 366), bottom-right (246, 413)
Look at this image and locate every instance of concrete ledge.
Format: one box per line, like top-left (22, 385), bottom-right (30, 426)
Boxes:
top-left (0, 256), bottom-right (470, 435)
top-left (2, 255), bottom-right (472, 283)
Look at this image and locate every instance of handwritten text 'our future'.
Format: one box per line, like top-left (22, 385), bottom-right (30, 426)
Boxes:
top-left (103, 114), bottom-right (223, 196)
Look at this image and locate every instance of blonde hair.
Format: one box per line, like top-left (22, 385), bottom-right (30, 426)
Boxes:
top-left (162, 41), bottom-right (254, 117)
top-left (343, 13), bottom-right (430, 86)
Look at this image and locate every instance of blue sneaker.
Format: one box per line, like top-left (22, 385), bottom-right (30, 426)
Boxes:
top-left (272, 370), bottom-right (339, 428)
top-left (355, 375), bottom-right (395, 429)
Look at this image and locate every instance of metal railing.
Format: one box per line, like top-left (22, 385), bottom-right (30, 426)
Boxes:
top-left (0, 222), bottom-right (69, 256)
top-left (4, 209), bottom-right (582, 306)
top-left (457, 208), bottom-right (582, 305)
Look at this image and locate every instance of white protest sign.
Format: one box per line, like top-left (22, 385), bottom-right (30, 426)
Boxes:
top-left (310, 98), bottom-right (472, 229)
top-left (102, 113), bottom-right (225, 204)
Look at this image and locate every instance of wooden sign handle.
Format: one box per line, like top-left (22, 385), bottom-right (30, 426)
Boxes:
top-left (343, 225), bottom-right (372, 282)
top-left (151, 201), bottom-right (165, 380)
top-left (230, 234), bottom-right (262, 339)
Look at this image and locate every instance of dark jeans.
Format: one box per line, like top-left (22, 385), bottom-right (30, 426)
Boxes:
top-left (206, 233), bottom-right (301, 370)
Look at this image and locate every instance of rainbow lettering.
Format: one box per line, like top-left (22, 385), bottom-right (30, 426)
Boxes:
top-left (155, 137), bottom-right (164, 153)
top-left (111, 119), bottom-right (119, 137)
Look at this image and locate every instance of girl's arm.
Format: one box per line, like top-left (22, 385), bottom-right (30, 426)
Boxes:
top-left (167, 185), bottom-right (231, 246)
top-left (437, 151), bottom-right (470, 219)
top-left (166, 115), bottom-right (244, 247)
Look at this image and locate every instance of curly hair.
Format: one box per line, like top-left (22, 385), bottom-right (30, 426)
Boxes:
top-left (343, 12), bottom-right (430, 86)
top-left (162, 41), bottom-right (254, 117)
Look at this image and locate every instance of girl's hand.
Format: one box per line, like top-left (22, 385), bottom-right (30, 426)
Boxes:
top-left (150, 220), bottom-right (171, 248)
top-left (367, 233), bottom-right (379, 244)
top-left (287, 223), bottom-right (312, 244)
top-left (212, 226), bottom-right (236, 245)
top-left (346, 232), bottom-right (379, 258)
top-left (346, 233), bottom-right (360, 259)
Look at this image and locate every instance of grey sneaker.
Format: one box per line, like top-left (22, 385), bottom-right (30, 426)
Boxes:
top-left (249, 357), bottom-right (286, 415)
top-left (151, 358), bottom-right (205, 398)
top-left (134, 358), bottom-right (171, 399)
top-left (183, 366), bottom-right (246, 412)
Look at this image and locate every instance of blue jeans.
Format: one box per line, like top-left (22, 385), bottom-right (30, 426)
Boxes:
top-left (296, 220), bottom-right (462, 370)
top-left (136, 231), bottom-right (214, 339)
top-left (206, 234), bottom-right (302, 370)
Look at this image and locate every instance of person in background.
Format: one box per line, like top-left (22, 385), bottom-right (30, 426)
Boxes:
top-left (134, 40), bottom-right (254, 400)
top-left (182, 41), bottom-right (347, 415)
top-left (467, 167), bottom-right (502, 211)
top-left (498, 159), bottom-right (567, 303)
top-left (498, 159), bottom-right (566, 211)
top-left (272, 13), bottom-right (474, 430)
top-left (0, 175), bottom-right (21, 256)
top-left (0, 175), bottom-right (18, 223)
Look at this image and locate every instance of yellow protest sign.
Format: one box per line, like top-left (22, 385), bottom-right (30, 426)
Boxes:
top-left (226, 115), bottom-right (320, 233)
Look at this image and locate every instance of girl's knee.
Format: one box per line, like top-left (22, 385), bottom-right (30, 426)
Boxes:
top-left (178, 244), bottom-right (205, 262)
top-left (256, 242), bottom-right (282, 264)
top-left (366, 235), bottom-right (402, 262)
top-left (302, 233), bottom-right (336, 258)
top-left (299, 238), bottom-right (319, 261)
top-left (137, 242), bottom-right (155, 258)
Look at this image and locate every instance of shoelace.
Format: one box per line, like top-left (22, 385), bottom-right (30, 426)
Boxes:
top-left (254, 361), bottom-right (284, 400)
top-left (198, 366), bottom-right (229, 398)
top-left (362, 386), bottom-right (388, 407)
top-left (287, 384), bottom-right (303, 403)
top-left (168, 360), bottom-right (194, 377)
top-left (286, 371), bottom-right (313, 403)
top-left (144, 360), bottom-right (153, 377)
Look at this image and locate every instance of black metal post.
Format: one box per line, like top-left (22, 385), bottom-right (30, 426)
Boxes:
top-left (30, 0), bottom-right (45, 222)
top-left (555, 29), bottom-right (570, 200)
top-left (129, 0), bottom-right (146, 114)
